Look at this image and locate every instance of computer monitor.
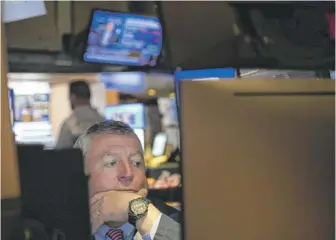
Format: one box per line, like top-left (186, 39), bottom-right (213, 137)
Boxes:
top-left (84, 9), bottom-right (162, 67)
top-left (179, 79), bottom-right (335, 240)
top-left (134, 128), bottom-right (145, 150)
top-left (174, 68), bottom-right (235, 105)
top-left (17, 147), bottom-right (91, 239)
top-left (152, 132), bottom-right (168, 157)
top-left (104, 103), bottom-right (146, 129)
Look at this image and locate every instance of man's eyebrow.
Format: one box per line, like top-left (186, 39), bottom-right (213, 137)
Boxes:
top-left (129, 151), bottom-right (143, 158)
top-left (95, 151), bottom-right (117, 161)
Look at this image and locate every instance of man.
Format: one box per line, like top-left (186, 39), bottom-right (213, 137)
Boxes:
top-left (74, 120), bottom-right (181, 240)
top-left (55, 80), bottom-right (104, 149)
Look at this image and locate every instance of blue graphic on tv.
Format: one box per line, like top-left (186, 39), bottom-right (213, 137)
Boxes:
top-left (84, 10), bottom-right (162, 67)
top-left (99, 72), bottom-right (145, 93)
top-left (104, 103), bottom-right (145, 129)
top-left (34, 94), bottom-right (49, 103)
top-left (175, 68), bottom-right (236, 81)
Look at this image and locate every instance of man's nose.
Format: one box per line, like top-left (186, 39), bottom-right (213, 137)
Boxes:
top-left (118, 161), bottom-right (134, 186)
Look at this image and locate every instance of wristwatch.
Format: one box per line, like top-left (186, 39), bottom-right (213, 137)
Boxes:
top-left (128, 197), bottom-right (151, 226)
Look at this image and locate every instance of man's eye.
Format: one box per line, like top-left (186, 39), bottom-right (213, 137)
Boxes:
top-left (131, 161), bottom-right (142, 168)
top-left (105, 161), bottom-right (117, 168)
top-left (103, 155), bottom-right (117, 168)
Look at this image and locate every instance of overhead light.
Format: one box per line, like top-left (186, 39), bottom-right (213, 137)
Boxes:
top-left (8, 73), bottom-right (51, 81)
top-left (8, 81), bottom-right (50, 95)
top-left (148, 89), bottom-right (156, 96)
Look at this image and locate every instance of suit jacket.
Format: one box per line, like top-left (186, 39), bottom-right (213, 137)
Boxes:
top-left (151, 214), bottom-right (181, 240)
top-left (92, 198), bottom-right (181, 240)
top-left (148, 198), bottom-right (181, 240)
top-left (149, 198), bottom-right (180, 223)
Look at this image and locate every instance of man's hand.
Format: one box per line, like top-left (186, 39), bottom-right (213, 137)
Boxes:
top-left (90, 189), bottom-right (147, 233)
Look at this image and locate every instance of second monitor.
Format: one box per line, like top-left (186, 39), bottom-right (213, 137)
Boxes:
top-left (179, 79), bottom-right (335, 240)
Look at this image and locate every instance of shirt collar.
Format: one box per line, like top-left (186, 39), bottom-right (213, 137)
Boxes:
top-left (95, 223), bottom-right (135, 239)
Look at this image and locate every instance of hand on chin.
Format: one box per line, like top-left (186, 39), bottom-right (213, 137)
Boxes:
top-left (90, 188), bottom-right (148, 233)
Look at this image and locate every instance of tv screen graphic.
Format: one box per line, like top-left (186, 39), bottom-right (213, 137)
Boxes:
top-left (84, 10), bottom-right (163, 67)
top-left (104, 103), bottom-right (146, 129)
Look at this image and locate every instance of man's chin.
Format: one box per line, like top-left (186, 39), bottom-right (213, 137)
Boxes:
top-left (117, 189), bottom-right (138, 193)
top-left (105, 221), bottom-right (125, 228)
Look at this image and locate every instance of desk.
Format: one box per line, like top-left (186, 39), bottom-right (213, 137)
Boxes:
top-left (146, 162), bottom-right (180, 179)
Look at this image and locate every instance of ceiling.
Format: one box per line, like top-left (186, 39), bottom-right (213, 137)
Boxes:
top-left (5, 1), bottom-right (130, 51)
top-left (4, 2), bottom-right (333, 77)
top-left (158, 2), bottom-right (335, 70)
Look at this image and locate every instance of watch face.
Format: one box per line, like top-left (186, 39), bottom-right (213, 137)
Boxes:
top-left (131, 199), bottom-right (147, 215)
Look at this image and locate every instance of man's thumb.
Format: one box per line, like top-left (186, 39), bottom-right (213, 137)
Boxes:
top-left (137, 188), bottom-right (148, 197)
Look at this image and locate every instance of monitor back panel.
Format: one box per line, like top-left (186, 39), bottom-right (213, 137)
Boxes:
top-left (17, 148), bottom-right (91, 239)
top-left (179, 80), bottom-right (335, 240)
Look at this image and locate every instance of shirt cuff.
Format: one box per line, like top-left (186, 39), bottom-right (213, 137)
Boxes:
top-left (142, 213), bottom-right (162, 240)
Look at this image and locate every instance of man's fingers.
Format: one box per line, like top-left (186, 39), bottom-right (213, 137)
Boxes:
top-left (91, 188), bottom-right (148, 206)
top-left (90, 192), bottom-right (106, 205)
top-left (137, 188), bottom-right (148, 197)
top-left (90, 197), bottom-right (102, 212)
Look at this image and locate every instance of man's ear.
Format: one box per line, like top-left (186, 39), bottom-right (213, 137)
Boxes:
top-left (84, 158), bottom-right (90, 176)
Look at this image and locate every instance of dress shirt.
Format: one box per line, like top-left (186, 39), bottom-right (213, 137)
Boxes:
top-left (94, 214), bottom-right (162, 240)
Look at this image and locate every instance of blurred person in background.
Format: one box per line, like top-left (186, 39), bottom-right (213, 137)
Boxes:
top-left (74, 120), bottom-right (180, 240)
top-left (55, 80), bottom-right (104, 149)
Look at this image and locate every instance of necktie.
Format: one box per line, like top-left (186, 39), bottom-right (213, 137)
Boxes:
top-left (106, 229), bottom-right (124, 240)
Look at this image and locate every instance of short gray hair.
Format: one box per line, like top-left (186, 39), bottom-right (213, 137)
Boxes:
top-left (74, 120), bottom-right (138, 158)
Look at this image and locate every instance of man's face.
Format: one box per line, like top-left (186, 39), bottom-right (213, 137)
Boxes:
top-left (86, 133), bottom-right (147, 198)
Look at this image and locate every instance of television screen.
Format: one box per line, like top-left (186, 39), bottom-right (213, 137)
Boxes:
top-left (104, 103), bottom-right (145, 129)
top-left (134, 129), bottom-right (145, 150)
top-left (152, 132), bottom-right (168, 157)
top-left (84, 9), bottom-right (163, 67)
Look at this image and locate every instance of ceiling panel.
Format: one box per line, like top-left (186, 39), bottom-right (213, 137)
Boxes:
top-left (5, 1), bottom-right (130, 51)
top-left (5, 2), bottom-right (59, 51)
top-left (159, 1), bottom-right (237, 69)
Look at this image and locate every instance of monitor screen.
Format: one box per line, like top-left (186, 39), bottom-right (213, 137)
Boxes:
top-left (152, 132), bottom-right (168, 157)
top-left (134, 128), bottom-right (145, 150)
top-left (104, 103), bottom-right (145, 129)
top-left (84, 9), bottom-right (163, 67)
